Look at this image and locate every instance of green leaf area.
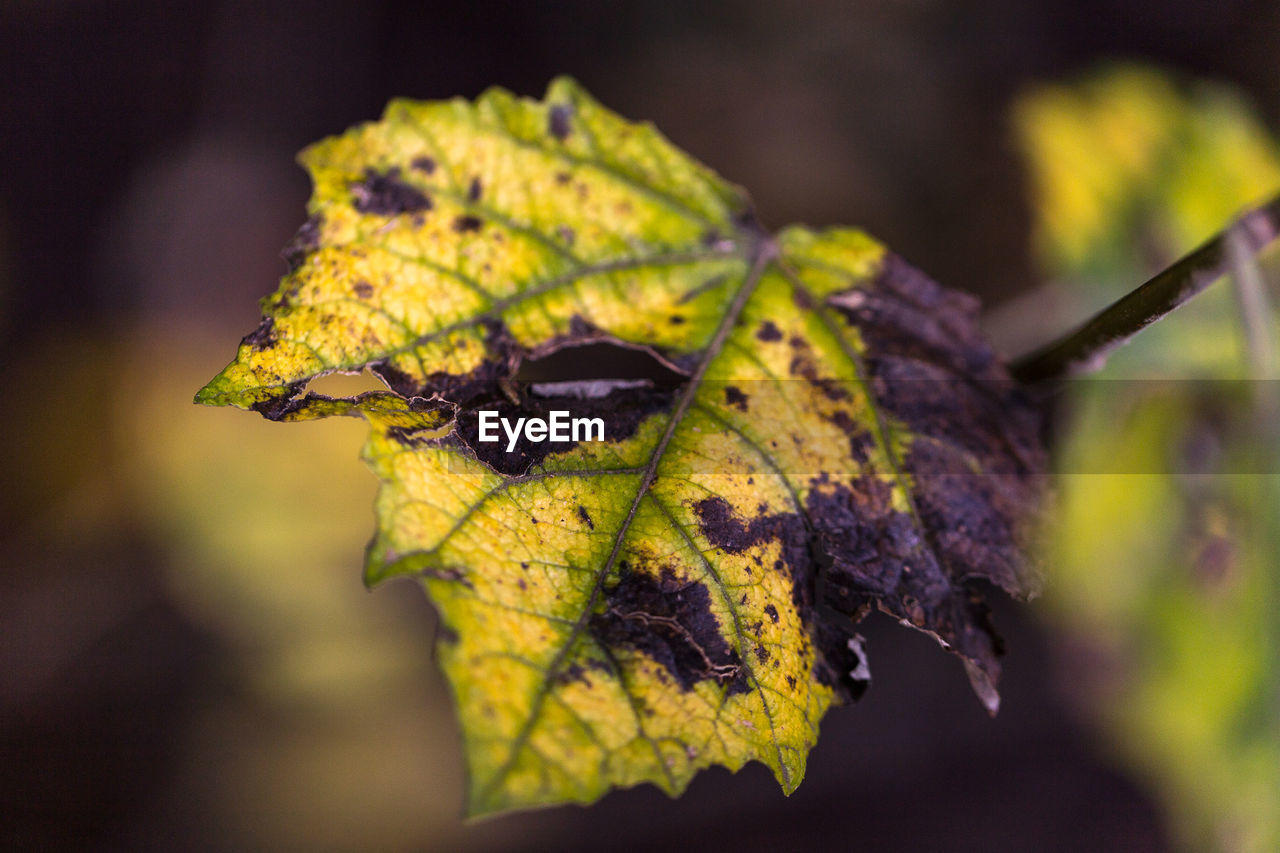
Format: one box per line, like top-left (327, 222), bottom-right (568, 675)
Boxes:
top-left (197, 78), bottom-right (1044, 816)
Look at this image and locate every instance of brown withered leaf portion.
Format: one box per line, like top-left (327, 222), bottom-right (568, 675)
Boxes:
top-left (822, 253), bottom-right (1046, 708)
top-left (196, 78), bottom-right (1046, 814)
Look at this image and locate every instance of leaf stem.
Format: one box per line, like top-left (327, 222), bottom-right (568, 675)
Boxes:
top-left (1010, 194), bottom-right (1280, 384)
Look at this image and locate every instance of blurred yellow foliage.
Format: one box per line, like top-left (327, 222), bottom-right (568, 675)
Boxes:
top-left (1016, 65), bottom-right (1280, 852)
top-left (1015, 64), bottom-right (1280, 274)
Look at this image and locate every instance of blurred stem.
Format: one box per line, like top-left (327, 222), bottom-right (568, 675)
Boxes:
top-left (1227, 216), bottom-right (1280, 485)
top-left (1227, 225), bottom-right (1279, 380)
top-left (1011, 195), bottom-right (1280, 384)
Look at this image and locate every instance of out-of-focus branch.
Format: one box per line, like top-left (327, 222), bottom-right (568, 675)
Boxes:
top-left (1010, 195), bottom-right (1280, 385)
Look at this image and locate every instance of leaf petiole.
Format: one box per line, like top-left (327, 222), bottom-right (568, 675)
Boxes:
top-left (1010, 194), bottom-right (1280, 384)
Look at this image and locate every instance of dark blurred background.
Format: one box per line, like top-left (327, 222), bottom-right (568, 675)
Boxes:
top-left (4, 1), bottom-right (1280, 850)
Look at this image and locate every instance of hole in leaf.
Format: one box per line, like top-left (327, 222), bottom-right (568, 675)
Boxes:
top-left (515, 341), bottom-right (686, 384)
top-left (304, 368), bottom-right (387, 397)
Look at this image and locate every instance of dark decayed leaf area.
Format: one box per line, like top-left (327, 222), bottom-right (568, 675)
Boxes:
top-left (196, 78), bottom-right (1046, 814)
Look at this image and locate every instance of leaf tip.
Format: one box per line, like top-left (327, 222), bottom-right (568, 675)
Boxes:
top-left (777, 770), bottom-right (804, 797)
top-left (362, 550), bottom-right (395, 589)
top-left (193, 374), bottom-right (230, 407)
top-left (545, 74), bottom-right (588, 101)
top-left (963, 658), bottom-right (1002, 717)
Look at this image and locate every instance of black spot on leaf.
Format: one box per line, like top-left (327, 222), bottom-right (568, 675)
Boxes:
top-left (555, 662), bottom-right (591, 687)
top-left (694, 494), bottom-right (876, 700)
top-left (828, 409), bottom-right (873, 463)
top-left (590, 567), bottom-right (747, 694)
top-left (241, 317), bottom-right (277, 351)
top-left (756, 320), bottom-right (783, 342)
top-left (694, 497), bottom-right (808, 578)
top-left (453, 215), bottom-right (484, 233)
top-left (723, 386), bottom-right (749, 411)
top-left (350, 167), bottom-right (432, 215)
top-left (248, 380), bottom-right (305, 420)
top-left (281, 214), bottom-right (322, 271)
top-left (548, 104), bottom-right (573, 140)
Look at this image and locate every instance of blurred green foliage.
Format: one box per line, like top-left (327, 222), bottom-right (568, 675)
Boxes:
top-left (1015, 65), bottom-right (1280, 851)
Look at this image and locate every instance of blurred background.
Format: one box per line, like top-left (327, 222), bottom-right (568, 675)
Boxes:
top-left (3, 1), bottom-right (1279, 850)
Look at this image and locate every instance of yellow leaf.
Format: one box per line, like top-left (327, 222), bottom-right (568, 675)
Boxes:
top-left (197, 78), bottom-right (1044, 815)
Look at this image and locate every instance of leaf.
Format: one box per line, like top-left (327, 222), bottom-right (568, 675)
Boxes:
top-left (196, 78), bottom-right (1045, 815)
top-left (1013, 63), bottom-right (1280, 285)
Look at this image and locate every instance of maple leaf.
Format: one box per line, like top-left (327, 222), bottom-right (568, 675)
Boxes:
top-left (196, 78), bottom-right (1045, 815)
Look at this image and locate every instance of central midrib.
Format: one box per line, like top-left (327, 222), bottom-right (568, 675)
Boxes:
top-left (475, 229), bottom-right (778, 807)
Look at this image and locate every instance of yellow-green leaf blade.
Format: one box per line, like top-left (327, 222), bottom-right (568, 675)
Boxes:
top-left (196, 77), bottom-right (753, 416)
top-left (196, 80), bottom-right (1046, 817)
